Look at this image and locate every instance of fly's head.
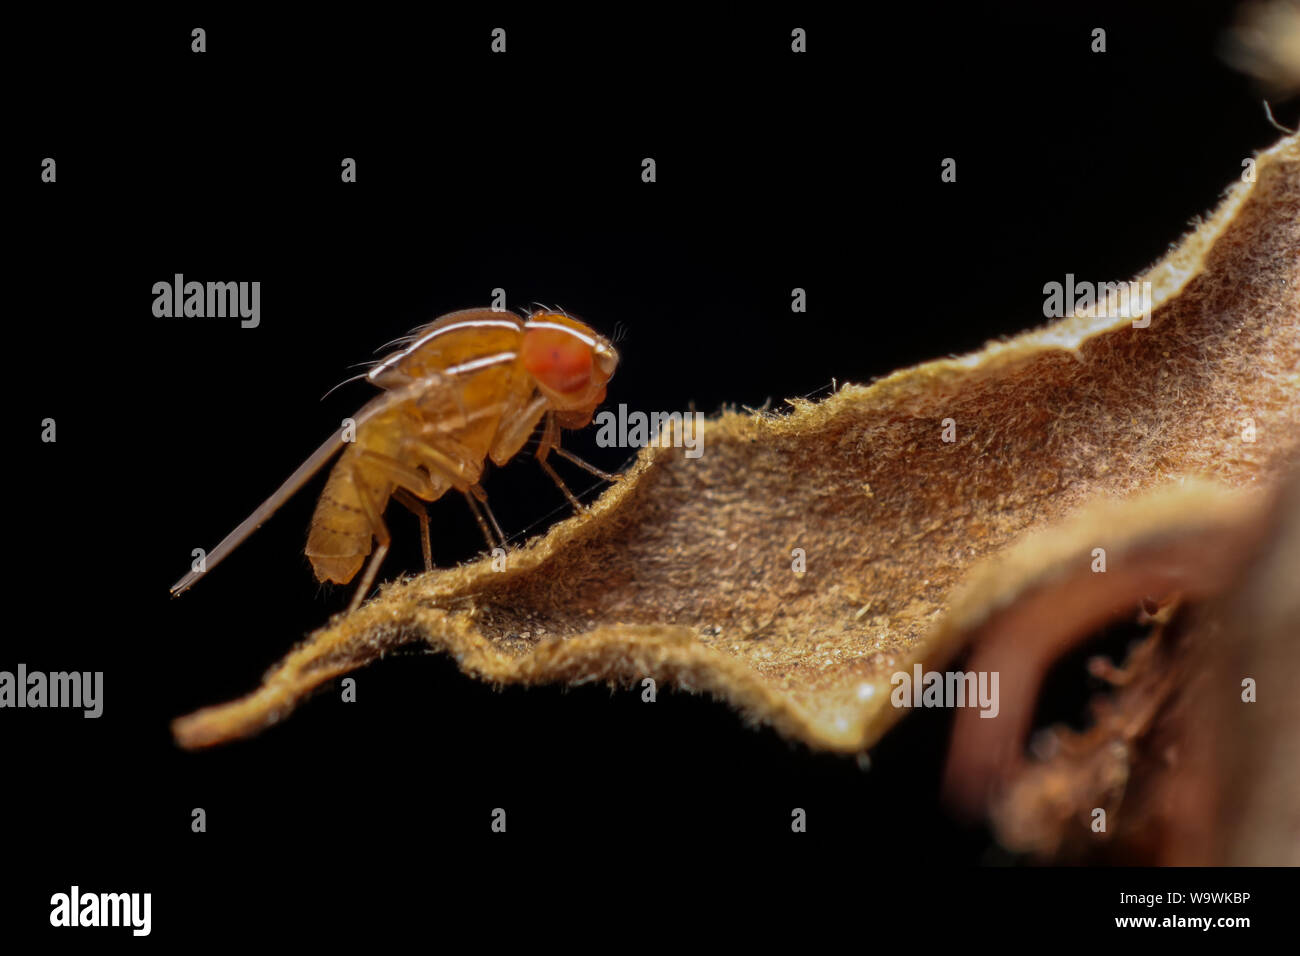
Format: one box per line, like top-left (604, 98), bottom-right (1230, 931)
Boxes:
top-left (522, 310), bottom-right (619, 427)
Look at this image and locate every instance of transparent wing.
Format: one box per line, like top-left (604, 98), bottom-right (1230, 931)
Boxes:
top-left (169, 372), bottom-right (450, 596)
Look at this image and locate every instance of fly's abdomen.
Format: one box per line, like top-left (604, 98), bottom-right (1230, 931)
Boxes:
top-left (306, 446), bottom-right (384, 584)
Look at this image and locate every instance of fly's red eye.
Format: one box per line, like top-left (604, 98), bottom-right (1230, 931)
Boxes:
top-left (523, 327), bottom-right (593, 394)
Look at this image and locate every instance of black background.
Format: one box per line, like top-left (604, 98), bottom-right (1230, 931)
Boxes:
top-left (9, 2), bottom-right (1296, 942)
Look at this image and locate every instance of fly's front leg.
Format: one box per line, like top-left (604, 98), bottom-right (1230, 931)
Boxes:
top-left (535, 412), bottom-right (587, 513)
top-left (551, 445), bottom-right (618, 482)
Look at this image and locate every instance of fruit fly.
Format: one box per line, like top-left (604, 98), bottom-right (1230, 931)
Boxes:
top-left (170, 307), bottom-right (620, 610)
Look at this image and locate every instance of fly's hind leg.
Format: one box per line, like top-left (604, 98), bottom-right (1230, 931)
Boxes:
top-left (348, 541), bottom-right (391, 614)
top-left (392, 488), bottom-right (433, 572)
top-left (346, 467), bottom-right (392, 613)
top-left (347, 451), bottom-right (438, 611)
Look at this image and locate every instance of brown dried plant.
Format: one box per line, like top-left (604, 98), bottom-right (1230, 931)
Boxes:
top-left (174, 132), bottom-right (1299, 863)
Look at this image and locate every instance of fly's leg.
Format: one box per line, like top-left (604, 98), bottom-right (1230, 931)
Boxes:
top-left (461, 491), bottom-right (495, 549)
top-left (552, 445), bottom-right (618, 482)
top-left (358, 449), bottom-right (438, 570)
top-left (356, 449), bottom-right (438, 500)
top-left (347, 451), bottom-right (437, 609)
top-left (396, 437), bottom-right (500, 554)
top-left (346, 467), bottom-right (392, 613)
top-left (392, 488), bottom-right (433, 572)
top-left (403, 437), bottom-right (480, 489)
top-left (462, 485), bottom-right (505, 551)
top-left (536, 413), bottom-right (587, 513)
top-left (471, 484), bottom-right (506, 545)
top-left (537, 457), bottom-right (584, 513)
top-left (348, 542), bottom-right (391, 614)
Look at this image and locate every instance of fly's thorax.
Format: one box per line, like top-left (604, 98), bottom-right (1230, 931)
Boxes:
top-left (373, 310), bottom-right (526, 384)
top-left (363, 311), bottom-right (535, 473)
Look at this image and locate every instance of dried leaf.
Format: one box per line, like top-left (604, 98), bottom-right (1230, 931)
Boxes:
top-left (974, 474), bottom-right (1300, 863)
top-left (174, 132), bottom-right (1300, 761)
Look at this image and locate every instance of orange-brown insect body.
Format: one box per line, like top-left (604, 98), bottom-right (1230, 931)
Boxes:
top-left (170, 307), bottom-right (619, 607)
top-left (308, 308), bottom-right (618, 583)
